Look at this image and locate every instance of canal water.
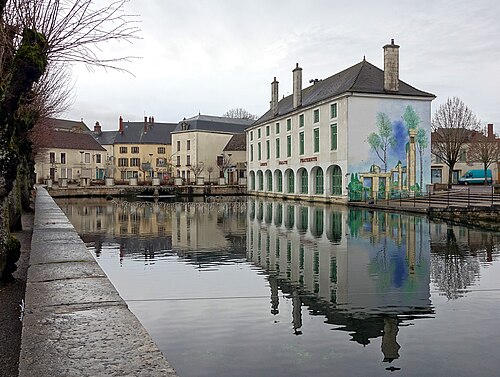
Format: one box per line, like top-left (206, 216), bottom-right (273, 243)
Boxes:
top-left (56, 198), bottom-right (500, 377)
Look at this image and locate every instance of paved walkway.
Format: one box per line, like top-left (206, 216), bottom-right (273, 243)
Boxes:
top-left (19, 188), bottom-right (177, 377)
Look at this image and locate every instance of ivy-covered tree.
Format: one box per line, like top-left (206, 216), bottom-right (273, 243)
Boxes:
top-left (367, 112), bottom-right (396, 172)
top-left (0, 0), bottom-right (138, 279)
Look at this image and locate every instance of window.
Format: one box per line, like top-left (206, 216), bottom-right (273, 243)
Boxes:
top-left (156, 158), bottom-right (165, 167)
top-left (299, 114), bottom-right (304, 128)
top-left (177, 140), bottom-right (180, 151)
top-left (275, 122), bottom-right (280, 134)
top-left (130, 158), bottom-right (140, 167)
top-left (287, 135), bottom-right (292, 157)
top-left (258, 128), bottom-right (261, 138)
top-left (85, 153), bottom-right (90, 163)
top-left (277, 171), bottom-right (283, 192)
top-left (186, 155), bottom-right (191, 166)
top-left (300, 170), bottom-right (308, 194)
top-left (267, 173), bottom-right (272, 191)
top-left (250, 131), bottom-right (253, 141)
top-left (266, 140), bottom-right (270, 159)
top-left (49, 152), bottom-right (55, 164)
top-left (60, 153), bottom-right (66, 164)
top-left (313, 109), bottom-right (320, 123)
top-left (275, 139), bottom-right (280, 158)
top-left (287, 118), bottom-right (292, 131)
top-left (332, 166), bottom-right (342, 195)
top-left (158, 147), bottom-right (165, 154)
top-left (250, 145), bottom-right (254, 161)
top-left (266, 125), bottom-right (270, 136)
top-left (331, 123), bottom-right (338, 151)
top-left (131, 147), bottom-right (139, 154)
top-left (258, 142), bottom-right (262, 160)
top-left (118, 158), bottom-right (128, 167)
top-left (330, 103), bottom-right (337, 119)
top-left (313, 128), bottom-right (320, 153)
top-left (119, 146), bottom-right (127, 154)
top-left (187, 140), bottom-right (191, 150)
top-left (288, 172), bottom-right (294, 193)
top-left (299, 132), bottom-right (304, 155)
top-left (315, 169), bottom-right (324, 194)
top-left (176, 156), bottom-right (181, 166)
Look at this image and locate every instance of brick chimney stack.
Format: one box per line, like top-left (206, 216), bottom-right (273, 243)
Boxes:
top-left (292, 63), bottom-right (302, 109)
top-left (271, 77), bottom-right (279, 116)
top-left (487, 123), bottom-right (494, 139)
top-left (383, 39), bottom-right (400, 92)
top-left (94, 121), bottom-right (101, 134)
top-left (119, 116), bottom-right (123, 133)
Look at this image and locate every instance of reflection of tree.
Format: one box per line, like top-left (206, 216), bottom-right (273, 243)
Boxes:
top-left (348, 209), bottom-right (363, 237)
top-left (430, 228), bottom-right (481, 299)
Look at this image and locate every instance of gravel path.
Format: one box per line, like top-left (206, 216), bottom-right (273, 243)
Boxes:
top-left (0, 214), bottom-right (33, 377)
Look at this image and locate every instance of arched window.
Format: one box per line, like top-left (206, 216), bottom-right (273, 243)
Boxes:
top-left (300, 169), bottom-right (308, 194)
top-left (315, 168), bottom-right (324, 194)
top-left (266, 171), bottom-right (273, 191)
top-left (257, 171), bottom-right (263, 191)
top-left (276, 171), bottom-right (283, 192)
top-left (287, 170), bottom-right (294, 194)
top-left (332, 166), bottom-right (342, 195)
top-left (250, 171), bottom-right (255, 190)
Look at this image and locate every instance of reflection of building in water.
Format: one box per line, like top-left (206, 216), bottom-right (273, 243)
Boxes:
top-left (247, 198), bottom-right (433, 358)
top-left (429, 222), bottom-right (500, 299)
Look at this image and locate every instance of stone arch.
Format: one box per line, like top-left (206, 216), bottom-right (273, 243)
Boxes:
top-left (297, 167), bottom-right (309, 195)
top-left (265, 169), bottom-right (273, 192)
top-left (327, 165), bottom-right (343, 196)
top-left (249, 171), bottom-right (256, 191)
top-left (311, 166), bottom-right (324, 195)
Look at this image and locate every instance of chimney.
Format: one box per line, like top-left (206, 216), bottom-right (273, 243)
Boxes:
top-left (487, 123), bottom-right (494, 139)
top-left (94, 121), bottom-right (101, 134)
top-left (270, 77), bottom-right (279, 116)
top-left (293, 63), bottom-right (303, 109)
top-left (119, 116), bottom-right (123, 133)
top-left (151, 116), bottom-right (155, 124)
top-left (144, 116), bottom-right (148, 133)
top-left (383, 39), bottom-right (400, 92)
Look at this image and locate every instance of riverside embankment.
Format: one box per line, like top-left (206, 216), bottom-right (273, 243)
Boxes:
top-left (18, 187), bottom-right (177, 376)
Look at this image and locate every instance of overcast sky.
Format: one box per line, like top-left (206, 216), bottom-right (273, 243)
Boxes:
top-left (66, 0), bottom-right (500, 133)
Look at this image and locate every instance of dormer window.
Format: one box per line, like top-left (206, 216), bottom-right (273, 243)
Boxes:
top-left (181, 121), bottom-right (190, 131)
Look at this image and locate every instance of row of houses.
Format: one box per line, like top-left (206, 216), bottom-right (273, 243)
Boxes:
top-left (34, 39), bottom-right (498, 200)
top-left (34, 114), bottom-right (253, 186)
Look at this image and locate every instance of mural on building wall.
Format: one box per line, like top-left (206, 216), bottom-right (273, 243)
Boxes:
top-left (348, 105), bottom-right (430, 200)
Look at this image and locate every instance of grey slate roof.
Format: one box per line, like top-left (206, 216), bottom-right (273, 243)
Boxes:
top-left (93, 130), bottom-right (118, 145)
top-left (254, 59), bottom-right (435, 126)
top-left (224, 134), bottom-right (246, 152)
top-left (173, 114), bottom-right (253, 134)
top-left (47, 118), bottom-right (91, 132)
top-left (113, 121), bottom-right (177, 144)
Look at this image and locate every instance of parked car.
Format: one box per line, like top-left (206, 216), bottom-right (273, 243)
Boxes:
top-left (458, 169), bottom-right (492, 185)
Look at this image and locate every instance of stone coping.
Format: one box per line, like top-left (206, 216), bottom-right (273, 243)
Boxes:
top-left (19, 187), bottom-right (177, 376)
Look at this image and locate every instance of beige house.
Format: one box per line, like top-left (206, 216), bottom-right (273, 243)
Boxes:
top-left (34, 125), bottom-right (106, 185)
top-left (93, 116), bottom-right (177, 182)
top-left (171, 115), bottom-right (253, 184)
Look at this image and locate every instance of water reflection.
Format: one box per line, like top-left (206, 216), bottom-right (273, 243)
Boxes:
top-left (56, 197), bottom-right (500, 377)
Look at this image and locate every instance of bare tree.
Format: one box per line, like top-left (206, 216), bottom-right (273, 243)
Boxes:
top-left (188, 163), bottom-right (205, 183)
top-left (217, 155), bottom-right (232, 184)
top-left (467, 130), bottom-right (499, 185)
top-left (431, 97), bottom-right (481, 188)
top-left (222, 108), bottom-right (258, 120)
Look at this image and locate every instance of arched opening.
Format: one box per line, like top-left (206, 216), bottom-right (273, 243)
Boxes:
top-left (249, 171), bottom-right (256, 190)
top-left (274, 170), bottom-right (283, 193)
top-left (331, 165), bottom-right (342, 195)
top-left (265, 170), bottom-right (273, 192)
top-left (257, 170), bottom-right (263, 191)
top-left (298, 168), bottom-right (308, 194)
top-left (313, 167), bottom-right (324, 195)
top-left (285, 169), bottom-right (295, 194)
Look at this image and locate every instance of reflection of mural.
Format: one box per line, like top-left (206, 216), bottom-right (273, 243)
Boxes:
top-left (350, 105), bottom-right (430, 199)
top-left (247, 198), bottom-right (433, 362)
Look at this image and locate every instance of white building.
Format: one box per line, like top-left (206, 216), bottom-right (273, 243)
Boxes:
top-left (247, 40), bottom-right (435, 202)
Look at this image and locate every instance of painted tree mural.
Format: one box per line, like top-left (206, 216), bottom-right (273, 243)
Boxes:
top-left (367, 113), bottom-right (396, 172)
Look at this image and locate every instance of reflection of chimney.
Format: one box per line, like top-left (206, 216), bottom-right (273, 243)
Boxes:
top-left (487, 123), bottom-right (494, 139)
top-left (94, 121), bottom-right (101, 134)
top-left (119, 116), bottom-right (123, 133)
top-left (383, 39), bottom-right (400, 92)
top-left (271, 77), bottom-right (279, 116)
top-left (293, 63), bottom-right (302, 109)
